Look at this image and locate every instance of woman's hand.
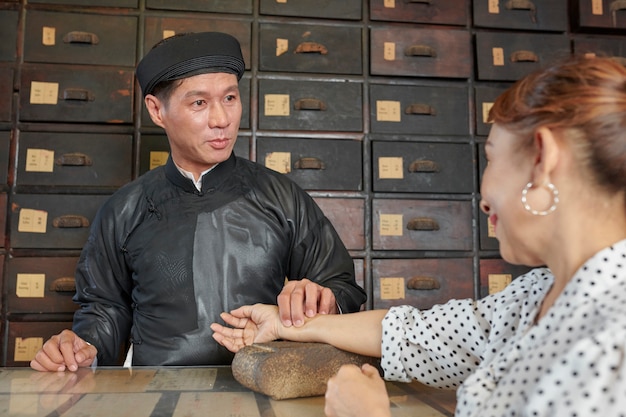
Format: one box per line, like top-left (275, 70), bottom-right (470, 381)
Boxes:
top-left (210, 303), bottom-right (282, 352)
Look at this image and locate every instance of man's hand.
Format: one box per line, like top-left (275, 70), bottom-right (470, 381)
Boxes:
top-left (277, 278), bottom-right (337, 327)
top-left (30, 329), bottom-right (97, 372)
top-left (325, 363), bottom-right (391, 417)
top-left (211, 304), bottom-right (282, 353)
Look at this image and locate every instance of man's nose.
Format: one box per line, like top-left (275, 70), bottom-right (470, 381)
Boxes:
top-left (208, 103), bottom-right (229, 128)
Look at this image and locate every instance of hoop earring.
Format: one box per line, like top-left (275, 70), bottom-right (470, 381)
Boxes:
top-left (521, 182), bottom-right (559, 216)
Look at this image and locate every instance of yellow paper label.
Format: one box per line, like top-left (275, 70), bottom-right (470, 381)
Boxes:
top-left (376, 100), bottom-right (401, 122)
top-left (492, 47), bottom-right (505, 66)
top-left (378, 157), bottom-right (404, 179)
top-left (14, 337), bottom-right (43, 362)
top-left (592, 0), bottom-right (603, 15)
top-left (277, 0), bottom-right (287, 3)
top-left (488, 0), bottom-right (500, 14)
top-left (488, 273), bottom-right (512, 294)
top-left (276, 38), bottom-right (289, 56)
top-left (16, 274), bottom-right (46, 298)
top-left (482, 102), bottom-right (494, 124)
top-left (18, 209), bottom-right (48, 233)
top-left (488, 219), bottom-right (496, 238)
top-left (149, 151), bottom-right (169, 170)
top-left (42, 26), bottom-right (56, 46)
top-left (162, 30), bottom-right (176, 39)
top-left (265, 152), bottom-right (291, 174)
top-left (26, 148), bottom-right (55, 172)
top-left (30, 81), bottom-right (59, 105)
top-left (384, 0), bottom-right (396, 8)
top-left (383, 42), bottom-right (396, 61)
top-left (264, 94), bottom-right (290, 116)
top-left (380, 277), bottom-right (405, 300)
top-left (380, 214), bottom-right (403, 236)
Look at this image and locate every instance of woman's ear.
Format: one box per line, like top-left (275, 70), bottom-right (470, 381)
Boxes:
top-left (531, 127), bottom-right (560, 186)
top-left (144, 94), bottom-right (166, 129)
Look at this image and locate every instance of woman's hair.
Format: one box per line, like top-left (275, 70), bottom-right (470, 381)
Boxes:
top-left (489, 55), bottom-right (626, 194)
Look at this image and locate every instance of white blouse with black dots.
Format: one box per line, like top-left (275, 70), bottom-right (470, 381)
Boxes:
top-left (381, 240), bottom-right (626, 417)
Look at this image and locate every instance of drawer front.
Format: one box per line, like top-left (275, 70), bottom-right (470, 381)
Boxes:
top-left (0, 132), bottom-right (9, 186)
top-left (145, 0), bottom-right (252, 14)
top-left (138, 135), bottom-right (250, 175)
top-left (259, 23), bottom-right (362, 75)
top-left (144, 16), bottom-right (252, 71)
top-left (16, 132), bottom-right (133, 189)
top-left (24, 10), bottom-right (137, 67)
top-left (370, 26), bottom-right (471, 78)
top-left (372, 199), bottom-right (473, 251)
top-left (372, 258), bottom-right (474, 310)
top-left (6, 257), bottom-right (80, 314)
top-left (28, 0), bottom-right (138, 6)
top-left (313, 198), bottom-right (365, 251)
top-left (370, 0), bottom-right (467, 26)
top-left (0, 193), bottom-right (6, 246)
top-left (19, 64), bottom-right (134, 124)
top-left (260, 0), bottom-right (362, 19)
top-left (576, 0), bottom-right (626, 30)
top-left (370, 84), bottom-right (469, 135)
top-left (258, 79), bottom-right (363, 132)
top-left (479, 258), bottom-right (533, 298)
top-left (10, 194), bottom-right (110, 249)
top-left (353, 259), bottom-right (364, 307)
top-left (475, 32), bottom-right (571, 81)
top-left (0, 66), bottom-right (14, 122)
top-left (256, 137), bottom-right (362, 191)
top-left (474, 85), bottom-right (509, 136)
top-left (473, 0), bottom-right (568, 31)
top-left (0, 10), bottom-right (18, 62)
top-left (573, 35), bottom-right (626, 62)
top-left (372, 142), bottom-right (474, 194)
top-left (6, 321), bottom-right (73, 366)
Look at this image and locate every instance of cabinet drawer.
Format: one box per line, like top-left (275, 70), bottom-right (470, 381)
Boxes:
top-left (144, 16), bottom-right (252, 71)
top-left (28, 0), bottom-right (138, 6)
top-left (24, 10), bottom-right (137, 67)
top-left (6, 257), bottom-right (80, 314)
top-left (370, 0), bottom-right (467, 26)
top-left (258, 79), bottom-right (363, 132)
top-left (19, 64), bottom-right (134, 124)
top-left (0, 132), bottom-right (9, 186)
top-left (0, 66), bottom-right (13, 122)
top-left (575, 0), bottom-right (626, 30)
top-left (475, 31), bottom-right (570, 81)
top-left (145, 0), bottom-right (252, 14)
top-left (6, 321), bottom-right (73, 366)
top-left (10, 194), bottom-right (110, 250)
top-left (0, 193), bottom-right (6, 246)
top-left (372, 142), bottom-right (474, 194)
top-left (479, 258), bottom-right (533, 298)
top-left (474, 85), bottom-right (509, 136)
top-left (370, 84), bottom-right (469, 135)
top-left (16, 132), bottom-right (132, 189)
top-left (313, 198), bottom-right (365, 251)
top-left (372, 258), bottom-right (474, 310)
top-left (138, 135), bottom-right (250, 176)
top-left (372, 199), bottom-right (473, 251)
top-left (573, 35), bottom-right (626, 62)
top-left (259, 22), bottom-right (362, 75)
top-left (473, 0), bottom-right (568, 31)
top-left (260, 0), bottom-right (362, 19)
top-left (257, 137), bottom-right (362, 191)
top-left (0, 10), bottom-right (18, 62)
top-left (370, 26), bottom-right (471, 78)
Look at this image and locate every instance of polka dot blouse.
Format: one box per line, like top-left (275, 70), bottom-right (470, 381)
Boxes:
top-left (381, 240), bottom-right (626, 417)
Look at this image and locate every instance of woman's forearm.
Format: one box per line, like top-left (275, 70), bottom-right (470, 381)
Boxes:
top-left (278, 309), bottom-right (388, 357)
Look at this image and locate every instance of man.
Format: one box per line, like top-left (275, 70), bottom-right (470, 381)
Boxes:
top-left (30, 32), bottom-right (366, 372)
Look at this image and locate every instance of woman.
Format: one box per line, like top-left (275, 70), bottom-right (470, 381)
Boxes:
top-left (211, 55), bottom-right (626, 416)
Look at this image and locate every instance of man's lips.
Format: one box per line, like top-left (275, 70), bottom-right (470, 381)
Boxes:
top-left (207, 138), bottom-right (230, 149)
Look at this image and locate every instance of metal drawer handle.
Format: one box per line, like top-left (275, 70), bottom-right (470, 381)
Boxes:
top-left (505, 0), bottom-right (537, 23)
top-left (611, 0), bottom-right (626, 27)
top-left (294, 98), bottom-right (327, 111)
top-left (409, 160), bottom-right (439, 173)
top-left (62, 88), bottom-right (95, 102)
top-left (405, 0), bottom-right (433, 4)
top-left (56, 152), bottom-right (93, 167)
top-left (407, 217), bottom-right (440, 231)
top-left (63, 31), bottom-right (100, 45)
top-left (294, 157), bottom-right (325, 170)
top-left (405, 103), bottom-right (436, 116)
top-left (404, 45), bottom-right (437, 58)
top-left (407, 276), bottom-right (440, 290)
top-left (53, 215), bottom-right (90, 229)
top-left (510, 50), bottom-right (538, 63)
top-left (49, 277), bottom-right (76, 292)
top-left (295, 42), bottom-right (328, 55)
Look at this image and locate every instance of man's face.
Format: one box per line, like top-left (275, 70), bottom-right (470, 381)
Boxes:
top-left (146, 72), bottom-right (242, 176)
